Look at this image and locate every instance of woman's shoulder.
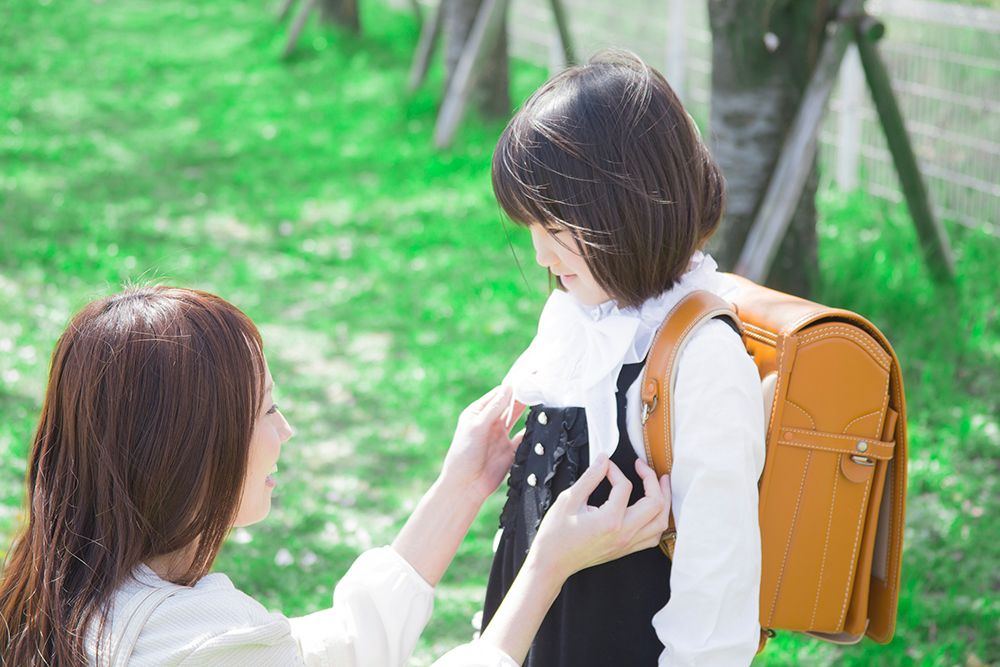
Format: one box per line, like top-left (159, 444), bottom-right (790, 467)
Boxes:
top-left (95, 566), bottom-right (297, 666)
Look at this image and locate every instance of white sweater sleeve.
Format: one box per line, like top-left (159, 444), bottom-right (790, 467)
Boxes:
top-left (287, 546), bottom-right (434, 667)
top-left (125, 547), bottom-right (433, 667)
top-left (290, 547), bottom-right (517, 667)
top-left (646, 320), bottom-right (766, 666)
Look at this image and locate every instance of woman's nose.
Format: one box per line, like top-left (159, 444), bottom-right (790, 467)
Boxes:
top-left (279, 414), bottom-right (295, 442)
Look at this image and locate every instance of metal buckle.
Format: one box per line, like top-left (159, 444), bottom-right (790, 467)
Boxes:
top-left (850, 455), bottom-right (875, 466)
top-left (642, 396), bottom-right (657, 424)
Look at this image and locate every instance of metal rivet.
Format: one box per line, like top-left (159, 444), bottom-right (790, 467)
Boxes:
top-left (534, 443), bottom-right (545, 456)
top-left (527, 473), bottom-right (537, 487)
top-left (537, 411), bottom-right (548, 425)
top-left (856, 441), bottom-right (869, 453)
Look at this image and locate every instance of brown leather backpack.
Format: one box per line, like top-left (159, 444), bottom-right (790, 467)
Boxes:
top-left (640, 274), bottom-right (907, 649)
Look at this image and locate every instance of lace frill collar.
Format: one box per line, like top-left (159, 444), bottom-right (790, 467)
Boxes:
top-left (503, 252), bottom-right (728, 462)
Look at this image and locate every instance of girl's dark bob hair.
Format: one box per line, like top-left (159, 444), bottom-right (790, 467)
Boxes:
top-left (492, 49), bottom-right (725, 309)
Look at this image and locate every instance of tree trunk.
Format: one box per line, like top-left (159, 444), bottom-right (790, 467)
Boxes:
top-left (443, 0), bottom-right (510, 119)
top-left (707, 0), bottom-right (831, 297)
top-left (319, 0), bottom-right (359, 32)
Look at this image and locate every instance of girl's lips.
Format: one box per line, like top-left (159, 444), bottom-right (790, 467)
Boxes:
top-left (265, 474), bottom-right (276, 488)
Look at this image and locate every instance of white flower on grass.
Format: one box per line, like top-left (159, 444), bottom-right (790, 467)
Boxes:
top-left (231, 528), bottom-right (253, 544)
top-left (274, 548), bottom-right (294, 567)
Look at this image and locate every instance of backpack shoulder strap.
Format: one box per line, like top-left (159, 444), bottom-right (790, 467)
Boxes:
top-left (640, 290), bottom-right (741, 557)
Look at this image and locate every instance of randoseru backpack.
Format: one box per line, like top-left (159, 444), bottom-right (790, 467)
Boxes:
top-left (640, 273), bottom-right (906, 650)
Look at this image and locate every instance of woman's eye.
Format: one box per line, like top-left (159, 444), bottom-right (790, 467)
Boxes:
top-left (266, 404), bottom-right (279, 415)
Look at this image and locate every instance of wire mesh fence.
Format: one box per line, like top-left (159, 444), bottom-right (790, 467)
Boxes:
top-left (416, 0), bottom-right (999, 236)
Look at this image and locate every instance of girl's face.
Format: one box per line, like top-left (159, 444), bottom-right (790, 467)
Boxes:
top-left (234, 359), bottom-right (294, 527)
top-left (529, 225), bottom-right (611, 306)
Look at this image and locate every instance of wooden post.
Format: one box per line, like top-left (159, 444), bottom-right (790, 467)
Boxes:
top-left (548, 0), bottom-right (576, 67)
top-left (282, 0), bottom-right (317, 59)
top-left (278, 0), bottom-right (298, 21)
top-left (433, 0), bottom-right (509, 148)
top-left (734, 14), bottom-right (853, 281)
top-left (408, 0), bottom-right (444, 91)
top-left (836, 44), bottom-right (863, 191)
top-left (853, 16), bottom-right (956, 282)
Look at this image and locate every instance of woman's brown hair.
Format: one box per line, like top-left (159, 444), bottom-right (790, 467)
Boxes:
top-left (0, 286), bottom-right (266, 665)
top-left (493, 49), bottom-right (725, 309)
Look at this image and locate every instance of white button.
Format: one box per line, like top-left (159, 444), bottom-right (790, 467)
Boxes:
top-left (527, 473), bottom-right (537, 487)
top-left (534, 443), bottom-right (545, 456)
top-left (537, 411), bottom-right (548, 425)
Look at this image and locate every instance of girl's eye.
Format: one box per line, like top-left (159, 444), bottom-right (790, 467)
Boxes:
top-left (266, 404), bottom-right (279, 415)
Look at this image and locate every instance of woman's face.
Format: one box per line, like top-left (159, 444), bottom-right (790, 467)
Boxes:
top-left (234, 359), bottom-right (294, 527)
top-left (529, 224), bottom-right (611, 306)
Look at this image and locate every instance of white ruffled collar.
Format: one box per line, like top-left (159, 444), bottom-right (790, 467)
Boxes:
top-left (503, 252), bottom-right (730, 462)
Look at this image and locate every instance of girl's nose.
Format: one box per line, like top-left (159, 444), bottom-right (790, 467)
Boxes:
top-left (530, 226), bottom-right (557, 269)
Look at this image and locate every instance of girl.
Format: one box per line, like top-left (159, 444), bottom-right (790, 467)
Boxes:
top-left (481, 51), bottom-right (767, 666)
top-left (0, 285), bottom-right (671, 666)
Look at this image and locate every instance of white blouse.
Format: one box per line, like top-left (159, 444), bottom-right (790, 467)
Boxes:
top-left (503, 253), bottom-right (767, 666)
top-left (86, 547), bottom-right (517, 667)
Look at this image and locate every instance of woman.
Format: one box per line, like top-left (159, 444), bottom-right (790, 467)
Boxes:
top-left (0, 286), bottom-right (670, 666)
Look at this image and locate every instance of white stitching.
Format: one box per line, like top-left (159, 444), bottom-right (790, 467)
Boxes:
top-left (797, 326), bottom-right (890, 369)
top-left (777, 440), bottom-right (892, 459)
top-left (799, 327), bottom-right (889, 368)
top-left (843, 410), bottom-right (882, 434)
top-left (784, 428), bottom-right (892, 445)
top-left (769, 449), bottom-right (812, 625)
top-left (766, 335), bottom-right (787, 451)
top-left (784, 400), bottom-right (817, 429)
top-left (811, 456), bottom-right (840, 628)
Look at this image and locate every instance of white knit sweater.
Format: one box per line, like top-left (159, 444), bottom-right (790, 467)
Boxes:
top-left (84, 546), bottom-right (515, 667)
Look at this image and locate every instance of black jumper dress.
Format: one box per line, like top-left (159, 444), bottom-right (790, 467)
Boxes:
top-left (481, 361), bottom-right (672, 666)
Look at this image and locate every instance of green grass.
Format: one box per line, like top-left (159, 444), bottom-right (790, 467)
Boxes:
top-left (1, 1), bottom-right (997, 665)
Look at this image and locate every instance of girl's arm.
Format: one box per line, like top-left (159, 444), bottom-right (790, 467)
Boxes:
top-left (648, 322), bottom-right (766, 666)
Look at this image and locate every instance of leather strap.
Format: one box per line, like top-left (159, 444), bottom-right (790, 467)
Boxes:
top-left (640, 291), bottom-right (769, 649)
top-left (639, 291), bottom-right (741, 557)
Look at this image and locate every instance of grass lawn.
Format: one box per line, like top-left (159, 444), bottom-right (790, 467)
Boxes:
top-left (1, 1), bottom-right (997, 665)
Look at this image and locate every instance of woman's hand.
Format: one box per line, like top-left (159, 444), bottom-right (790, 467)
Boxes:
top-left (477, 455), bottom-right (671, 663)
top-left (528, 454), bottom-right (671, 581)
top-left (439, 386), bottom-right (525, 503)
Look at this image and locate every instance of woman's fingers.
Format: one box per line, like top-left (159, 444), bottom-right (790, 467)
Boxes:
top-left (600, 460), bottom-right (632, 517)
top-left (511, 428), bottom-right (526, 449)
top-left (562, 455), bottom-right (610, 509)
top-left (633, 458), bottom-right (663, 505)
top-left (469, 385), bottom-right (511, 418)
top-left (504, 399), bottom-right (527, 429)
top-left (659, 474), bottom-right (671, 511)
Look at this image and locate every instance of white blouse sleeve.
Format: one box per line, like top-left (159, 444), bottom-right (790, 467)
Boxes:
top-left (645, 320), bottom-right (767, 666)
top-left (432, 641), bottom-right (521, 667)
top-left (287, 546), bottom-right (434, 667)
